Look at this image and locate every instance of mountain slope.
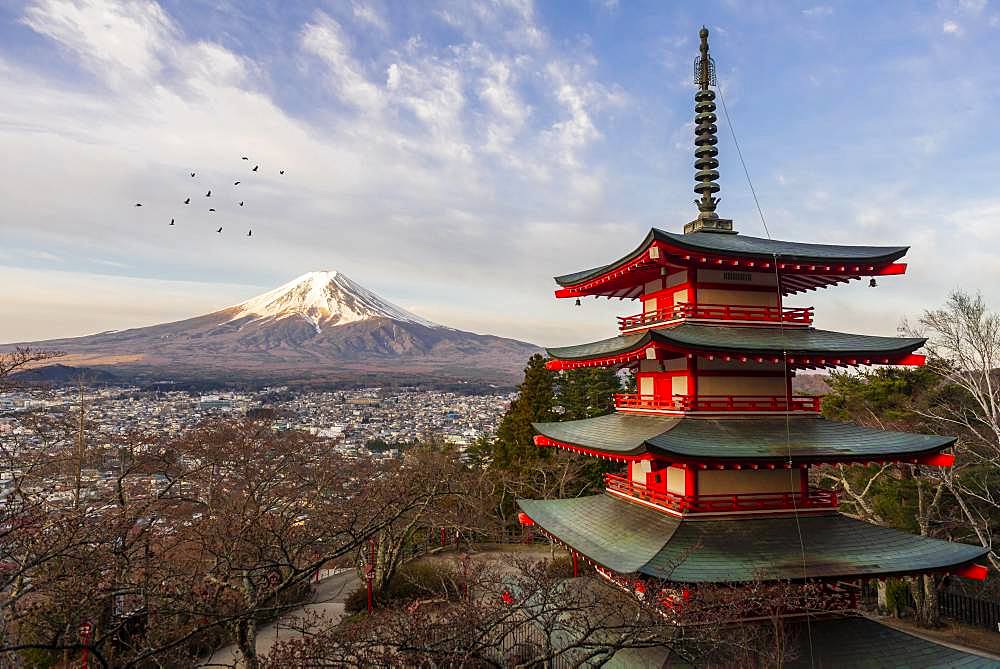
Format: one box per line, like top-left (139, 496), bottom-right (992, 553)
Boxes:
top-left (7, 272), bottom-right (540, 387)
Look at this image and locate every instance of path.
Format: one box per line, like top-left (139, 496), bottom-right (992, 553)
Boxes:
top-left (200, 544), bottom-right (564, 667)
top-left (201, 569), bottom-right (359, 668)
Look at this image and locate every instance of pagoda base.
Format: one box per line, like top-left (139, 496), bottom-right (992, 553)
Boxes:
top-left (684, 214), bottom-right (736, 234)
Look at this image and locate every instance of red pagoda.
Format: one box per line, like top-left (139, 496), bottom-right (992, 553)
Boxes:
top-left (517, 27), bottom-right (992, 664)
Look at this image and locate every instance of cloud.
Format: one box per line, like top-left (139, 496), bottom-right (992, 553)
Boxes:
top-left (300, 12), bottom-right (384, 111)
top-left (802, 5), bottom-right (834, 17)
top-left (942, 19), bottom-right (962, 34)
top-left (351, 0), bottom-right (387, 32)
top-left (21, 0), bottom-right (176, 87)
top-left (543, 61), bottom-right (626, 169)
top-left (2, 0), bottom-right (631, 346)
top-left (26, 250), bottom-right (62, 262)
top-left (942, 0), bottom-right (988, 14)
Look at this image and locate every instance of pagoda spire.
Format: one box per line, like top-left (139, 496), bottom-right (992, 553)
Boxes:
top-left (684, 26), bottom-right (735, 235)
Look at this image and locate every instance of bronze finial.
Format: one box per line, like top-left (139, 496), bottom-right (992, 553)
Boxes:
top-left (685, 26), bottom-right (735, 235)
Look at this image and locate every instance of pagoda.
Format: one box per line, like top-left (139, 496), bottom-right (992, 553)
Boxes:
top-left (517, 27), bottom-right (992, 663)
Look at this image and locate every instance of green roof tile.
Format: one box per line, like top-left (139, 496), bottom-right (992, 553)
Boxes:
top-left (546, 323), bottom-right (925, 361)
top-left (607, 618), bottom-right (1000, 668)
top-left (517, 495), bottom-right (987, 584)
top-left (783, 617), bottom-right (1000, 668)
top-left (518, 496), bottom-right (680, 574)
top-left (532, 414), bottom-right (954, 462)
top-left (555, 228), bottom-right (909, 287)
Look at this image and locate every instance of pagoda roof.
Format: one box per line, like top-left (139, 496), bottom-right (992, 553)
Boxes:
top-left (554, 229), bottom-right (911, 299)
top-left (545, 323), bottom-right (925, 369)
top-left (782, 617), bottom-right (1000, 669)
top-left (517, 495), bottom-right (988, 583)
top-left (532, 414), bottom-right (955, 464)
top-left (556, 229), bottom-right (909, 288)
top-left (608, 617), bottom-right (1000, 668)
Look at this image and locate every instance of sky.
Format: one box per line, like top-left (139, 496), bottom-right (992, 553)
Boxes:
top-left (2, 0), bottom-right (999, 348)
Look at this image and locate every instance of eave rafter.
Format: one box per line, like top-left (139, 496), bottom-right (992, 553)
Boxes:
top-left (554, 240), bottom-right (908, 299)
top-left (546, 343), bottom-right (926, 372)
top-left (533, 435), bottom-right (957, 469)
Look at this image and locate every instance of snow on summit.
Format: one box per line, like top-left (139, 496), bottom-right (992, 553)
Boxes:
top-left (228, 271), bottom-right (439, 332)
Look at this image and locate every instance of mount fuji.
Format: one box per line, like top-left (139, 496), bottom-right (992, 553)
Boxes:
top-left (7, 271), bottom-right (541, 388)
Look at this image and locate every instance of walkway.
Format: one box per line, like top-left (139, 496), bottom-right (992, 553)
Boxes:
top-left (201, 569), bottom-right (359, 668)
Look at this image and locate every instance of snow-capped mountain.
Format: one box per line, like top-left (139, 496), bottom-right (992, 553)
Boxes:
top-left (8, 272), bottom-right (540, 387)
top-left (228, 271), bottom-right (439, 332)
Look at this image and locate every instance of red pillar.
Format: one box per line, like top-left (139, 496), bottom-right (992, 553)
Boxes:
top-left (687, 355), bottom-right (698, 397)
top-left (572, 551), bottom-right (579, 577)
top-left (689, 268), bottom-right (698, 308)
top-left (684, 465), bottom-right (697, 512)
top-left (79, 623), bottom-right (92, 669)
top-left (366, 537), bottom-right (376, 612)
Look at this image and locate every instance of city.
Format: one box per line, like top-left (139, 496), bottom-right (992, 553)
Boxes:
top-left (1, 384), bottom-right (513, 457)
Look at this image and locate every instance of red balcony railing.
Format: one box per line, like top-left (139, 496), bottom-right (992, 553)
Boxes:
top-left (613, 393), bottom-right (821, 414)
top-left (618, 303), bottom-right (813, 331)
top-left (604, 473), bottom-right (838, 515)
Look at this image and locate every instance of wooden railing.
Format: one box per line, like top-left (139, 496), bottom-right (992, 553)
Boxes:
top-left (613, 393), bottom-right (822, 414)
top-left (618, 303), bottom-right (813, 331)
top-left (604, 473), bottom-right (838, 514)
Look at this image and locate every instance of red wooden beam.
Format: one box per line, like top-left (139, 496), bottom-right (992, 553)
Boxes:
top-left (896, 353), bottom-right (926, 366)
top-left (876, 263), bottom-right (907, 276)
top-left (534, 434), bottom-right (646, 462)
top-left (955, 563), bottom-right (988, 581)
top-left (916, 452), bottom-right (955, 467)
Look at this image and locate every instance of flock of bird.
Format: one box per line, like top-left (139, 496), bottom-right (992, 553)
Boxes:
top-left (133, 155), bottom-right (284, 236)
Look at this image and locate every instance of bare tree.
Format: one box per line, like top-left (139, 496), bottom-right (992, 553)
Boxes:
top-left (0, 418), bottom-right (469, 668)
top-left (264, 556), bottom-right (828, 668)
top-left (0, 347), bottom-right (62, 389)
top-left (906, 289), bottom-right (1000, 569)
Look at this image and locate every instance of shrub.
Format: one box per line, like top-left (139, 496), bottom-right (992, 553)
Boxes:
top-left (344, 562), bottom-right (461, 613)
top-left (344, 583), bottom-right (370, 614)
top-left (544, 555), bottom-right (590, 578)
top-left (885, 579), bottom-right (911, 618)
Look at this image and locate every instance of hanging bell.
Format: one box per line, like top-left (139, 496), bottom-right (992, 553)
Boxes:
top-left (575, 298), bottom-right (582, 306)
top-left (869, 278), bottom-right (877, 288)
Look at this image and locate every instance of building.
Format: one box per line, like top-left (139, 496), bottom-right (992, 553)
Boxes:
top-left (517, 27), bottom-right (994, 665)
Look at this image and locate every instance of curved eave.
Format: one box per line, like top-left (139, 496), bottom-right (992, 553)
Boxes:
top-left (532, 414), bottom-right (957, 466)
top-left (652, 229), bottom-right (909, 266)
top-left (554, 229), bottom-right (910, 298)
top-left (545, 325), bottom-right (927, 371)
top-left (518, 495), bottom-right (989, 584)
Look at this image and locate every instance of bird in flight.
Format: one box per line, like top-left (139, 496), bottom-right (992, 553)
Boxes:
top-left (247, 229), bottom-right (252, 237)
top-left (205, 190), bottom-right (212, 197)
top-left (217, 227), bottom-right (223, 233)
top-left (233, 181), bottom-right (240, 186)
top-left (184, 197), bottom-right (190, 204)
top-left (241, 156), bottom-right (248, 160)
top-left (170, 218), bottom-right (175, 225)
top-left (190, 172), bottom-right (196, 177)
top-left (134, 203), bottom-right (143, 207)
top-left (279, 170), bottom-right (285, 175)
top-left (238, 201), bottom-right (244, 207)
top-left (208, 208), bottom-right (216, 212)
top-left (252, 165), bottom-right (259, 172)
